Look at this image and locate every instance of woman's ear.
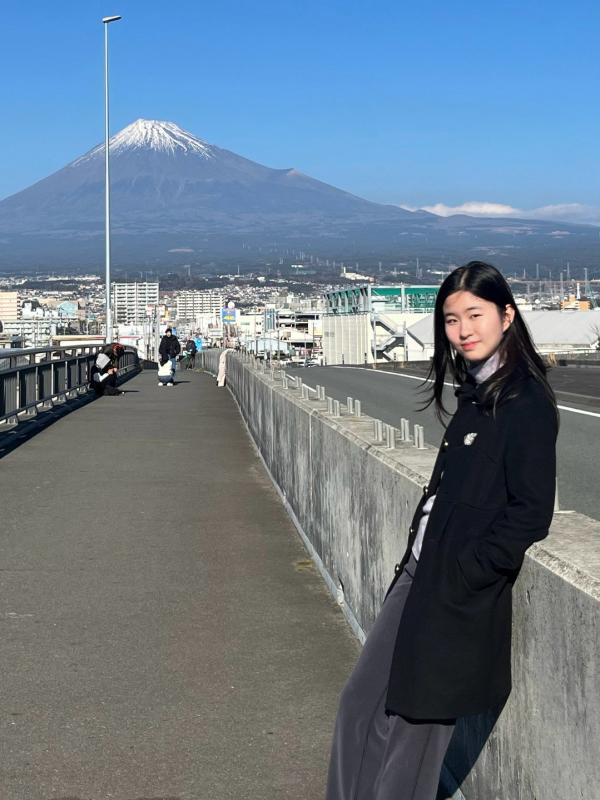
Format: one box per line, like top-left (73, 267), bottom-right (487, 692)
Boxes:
top-left (503, 304), bottom-right (515, 332)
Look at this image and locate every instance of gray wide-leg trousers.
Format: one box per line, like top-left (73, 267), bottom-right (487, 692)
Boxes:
top-left (326, 554), bottom-right (455, 800)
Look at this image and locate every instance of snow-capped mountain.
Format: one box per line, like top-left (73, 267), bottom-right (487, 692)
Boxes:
top-left (0, 118), bottom-right (411, 231)
top-left (73, 119), bottom-right (217, 163)
top-left (0, 119), bottom-right (598, 269)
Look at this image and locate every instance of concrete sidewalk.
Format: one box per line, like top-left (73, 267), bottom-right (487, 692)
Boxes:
top-left (0, 369), bottom-right (359, 800)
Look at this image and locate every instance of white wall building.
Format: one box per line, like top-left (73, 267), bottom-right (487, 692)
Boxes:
top-left (175, 290), bottom-right (223, 321)
top-left (112, 282), bottom-right (160, 325)
top-left (0, 291), bottom-right (19, 322)
top-left (401, 309), bottom-right (600, 362)
top-left (322, 285), bottom-right (440, 364)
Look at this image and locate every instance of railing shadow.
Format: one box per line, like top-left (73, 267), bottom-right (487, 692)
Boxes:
top-left (0, 394), bottom-right (94, 460)
top-left (0, 372), bottom-right (139, 460)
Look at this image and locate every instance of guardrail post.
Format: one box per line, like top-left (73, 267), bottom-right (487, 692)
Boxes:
top-left (347, 396), bottom-right (354, 414)
top-left (354, 399), bottom-right (362, 417)
top-left (327, 396), bottom-right (334, 414)
top-left (333, 399), bottom-right (341, 417)
top-left (301, 385), bottom-right (310, 400)
top-left (554, 477), bottom-right (560, 513)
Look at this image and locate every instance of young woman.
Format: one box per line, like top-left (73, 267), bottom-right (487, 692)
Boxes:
top-left (326, 261), bottom-right (559, 800)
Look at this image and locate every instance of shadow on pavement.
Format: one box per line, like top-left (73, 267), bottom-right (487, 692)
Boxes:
top-left (0, 375), bottom-right (139, 460)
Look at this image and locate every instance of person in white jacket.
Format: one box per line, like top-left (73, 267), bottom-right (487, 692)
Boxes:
top-left (91, 352), bottom-right (122, 396)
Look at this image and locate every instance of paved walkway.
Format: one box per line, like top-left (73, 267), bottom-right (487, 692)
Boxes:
top-left (0, 368), bottom-right (359, 800)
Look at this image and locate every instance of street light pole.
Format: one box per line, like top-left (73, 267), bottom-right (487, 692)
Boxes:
top-left (102, 15), bottom-right (121, 343)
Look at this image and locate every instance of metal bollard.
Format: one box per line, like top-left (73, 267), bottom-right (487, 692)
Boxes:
top-left (414, 424), bottom-right (425, 449)
top-left (327, 396), bottom-right (334, 414)
top-left (554, 477), bottom-right (560, 513)
top-left (296, 376), bottom-right (303, 390)
top-left (333, 399), bottom-right (341, 417)
top-left (347, 396), bottom-right (354, 414)
top-left (385, 424), bottom-right (396, 449)
top-left (373, 419), bottom-right (384, 442)
top-left (354, 399), bottom-right (362, 417)
top-left (301, 385), bottom-right (310, 400)
top-left (319, 386), bottom-right (326, 401)
top-left (282, 374), bottom-right (289, 389)
top-left (401, 418), bottom-right (411, 442)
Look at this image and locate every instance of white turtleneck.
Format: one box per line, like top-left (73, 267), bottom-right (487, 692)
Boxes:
top-left (410, 349), bottom-right (502, 562)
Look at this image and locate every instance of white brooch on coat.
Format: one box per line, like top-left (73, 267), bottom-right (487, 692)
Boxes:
top-left (464, 432), bottom-right (478, 446)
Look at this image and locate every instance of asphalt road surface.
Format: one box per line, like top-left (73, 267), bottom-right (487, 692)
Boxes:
top-left (298, 364), bottom-right (600, 523)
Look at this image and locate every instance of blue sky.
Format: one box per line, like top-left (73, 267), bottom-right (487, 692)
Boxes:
top-left (2, 0), bottom-right (600, 222)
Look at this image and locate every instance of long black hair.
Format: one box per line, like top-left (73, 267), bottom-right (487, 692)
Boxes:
top-left (421, 261), bottom-right (558, 423)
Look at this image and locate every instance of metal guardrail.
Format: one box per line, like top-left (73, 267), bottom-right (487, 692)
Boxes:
top-left (0, 345), bottom-right (140, 425)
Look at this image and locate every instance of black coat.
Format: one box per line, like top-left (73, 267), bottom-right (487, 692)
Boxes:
top-left (159, 334), bottom-right (181, 364)
top-left (385, 370), bottom-right (558, 720)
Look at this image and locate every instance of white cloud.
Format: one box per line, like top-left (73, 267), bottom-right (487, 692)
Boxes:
top-left (400, 200), bottom-right (600, 226)
top-left (421, 201), bottom-right (518, 217)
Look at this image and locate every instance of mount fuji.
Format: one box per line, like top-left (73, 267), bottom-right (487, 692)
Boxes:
top-left (0, 119), bottom-right (598, 270)
top-left (0, 119), bottom-right (422, 268)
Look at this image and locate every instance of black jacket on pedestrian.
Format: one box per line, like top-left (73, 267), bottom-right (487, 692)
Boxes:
top-left (159, 334), bottom-right (181, 365)
top-left (384, 369), bottom-right (558, 720)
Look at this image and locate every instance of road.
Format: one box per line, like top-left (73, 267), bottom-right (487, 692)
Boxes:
top-left (297, 364), bottom-right (600, 523)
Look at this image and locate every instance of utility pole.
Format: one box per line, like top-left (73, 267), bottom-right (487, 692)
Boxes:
top-left (102, 15), bottom-right (122, 342)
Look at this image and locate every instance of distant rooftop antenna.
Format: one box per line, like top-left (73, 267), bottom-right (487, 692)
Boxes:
top-left (536, 263), bottom-right (539, 280)
top-left (576, 282), bottom-right (581, 300)
top-left (560, 271), bottom-right (564, 302)
top-left (566, 261), bottom-right (571, 281)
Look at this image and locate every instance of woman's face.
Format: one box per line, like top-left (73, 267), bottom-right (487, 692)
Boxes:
top-left (443, 290), bottom-right (515, 363)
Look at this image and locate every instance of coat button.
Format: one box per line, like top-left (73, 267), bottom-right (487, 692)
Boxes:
top-left (409, 527), bottom-right (414, 534)
top-left (443, 440), bottom-right (448, 448)
top-left (423, 485), bottom-right (428, 495)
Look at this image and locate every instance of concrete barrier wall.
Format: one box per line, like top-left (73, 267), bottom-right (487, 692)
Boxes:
top-left (202, 350), bottom-right (600, 800)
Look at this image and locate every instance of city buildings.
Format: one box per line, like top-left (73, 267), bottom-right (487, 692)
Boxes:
top-left (112, 281), bottom-right (160, 325)
top-left (175, 290), bottom-right (223, 321)
top-left (0, 291), bottom-right (19, 322)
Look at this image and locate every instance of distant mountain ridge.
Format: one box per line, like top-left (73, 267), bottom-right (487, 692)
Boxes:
top-left (0, 119), bottom-right (598, 270)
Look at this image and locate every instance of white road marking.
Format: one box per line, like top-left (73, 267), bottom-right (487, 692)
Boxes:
top-left (555, 405), bottom-right (600, 418)
top-left (326, 366), bottom-right (600, 418)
